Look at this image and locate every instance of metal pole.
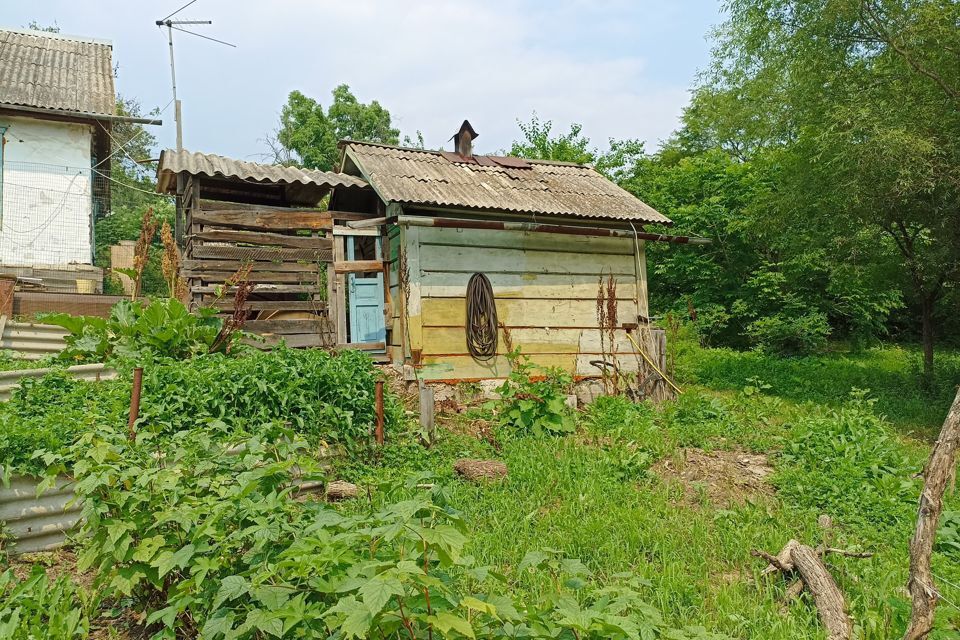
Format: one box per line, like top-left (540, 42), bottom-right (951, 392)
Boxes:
top-left (374, 380), bottom-right (385, 445)
top-left (163, 22), bottom-right (183, 151)
top-left (128, 367), bottom-right (144, 442)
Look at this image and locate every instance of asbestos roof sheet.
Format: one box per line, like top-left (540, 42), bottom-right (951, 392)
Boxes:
top-left (156, 149), bottom-right (369, 194)
top-left (343, 141), bottom-right (671, 224)
top-left (0, 28), bottom-right (115, 116)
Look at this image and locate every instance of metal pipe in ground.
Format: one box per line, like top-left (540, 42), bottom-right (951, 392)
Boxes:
top-left (128, 367), bottom-right (143, 442)
top-left (374, 380), bottom-right (385, 445)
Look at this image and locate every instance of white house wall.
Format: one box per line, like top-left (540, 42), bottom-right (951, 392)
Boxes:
top-left (0, 115), bottom-right (94, 266)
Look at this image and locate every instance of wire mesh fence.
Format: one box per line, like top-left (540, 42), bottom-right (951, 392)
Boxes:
top-left (0, 159), bottom-right (172, 319)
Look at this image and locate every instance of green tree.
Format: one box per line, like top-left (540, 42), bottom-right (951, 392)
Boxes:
top-left (271, 85), bottom-right (400, 171)
top-left (508, 113), bottom-right (645, 181)
top-left (692, 0), bottom-right (960, 378)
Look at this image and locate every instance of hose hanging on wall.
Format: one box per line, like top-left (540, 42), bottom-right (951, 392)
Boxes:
top-left (465, 272), bottom-right (498, 361)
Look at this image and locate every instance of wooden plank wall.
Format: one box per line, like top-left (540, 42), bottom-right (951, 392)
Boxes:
top-left (185, 196), bottom-right (335, 348)
top-left (402, 224), bottom-right (655, 381)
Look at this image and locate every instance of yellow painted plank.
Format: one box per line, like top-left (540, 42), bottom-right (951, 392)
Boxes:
top-left (420, 327), bottom-right (642, 355)
top-left (418, 353), bottom-right (577, 381)
top-left (421, 297), bottom-right (638, 328)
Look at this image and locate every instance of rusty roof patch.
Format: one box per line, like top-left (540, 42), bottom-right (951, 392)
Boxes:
top-left (342, 141), bottom-right (671, 224)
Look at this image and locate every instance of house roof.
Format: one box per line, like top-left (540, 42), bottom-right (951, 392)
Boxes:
top-left (0, 28), bottom-right (115, 117)
top-left (156, 149), bottom-right (369, 206)
top-left (341, 140), bottom-right (671, 225)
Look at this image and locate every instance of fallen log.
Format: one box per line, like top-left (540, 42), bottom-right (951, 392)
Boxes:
top-left (753, 540), bottom-right (856, 640)
top-left (326, 480), bottom-right (359, 501)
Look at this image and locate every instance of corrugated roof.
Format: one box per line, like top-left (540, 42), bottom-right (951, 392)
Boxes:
top-left (156, 149), bottom-right (369, 194)
top-left (0, 28), bottom-right (115, 116)
top-left (343, 141), bottom-right (671, 224)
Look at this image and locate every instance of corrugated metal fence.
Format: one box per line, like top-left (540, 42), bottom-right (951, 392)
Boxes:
top-left (0, 319), bottom-right (68, 360)
top-left (0, 476), bottom-right (80, 554)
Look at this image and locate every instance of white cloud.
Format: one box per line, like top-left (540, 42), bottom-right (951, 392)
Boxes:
top-left (4, 0), bottom-right (716, 158)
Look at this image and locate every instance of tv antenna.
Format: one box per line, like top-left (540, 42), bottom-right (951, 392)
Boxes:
top-left (156, 0), bottom-right (235, 150)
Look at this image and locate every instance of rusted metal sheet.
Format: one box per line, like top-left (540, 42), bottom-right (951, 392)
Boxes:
top-left (0, 321), bottom-right (68, 360)
top-left (13, 292), bottom-right (128, 318)
top-left (0, 363), bottom-right (116, 401)
top-left (156, 149), bottom-right (369, 195)
top-left (0, 475), bottom-right (80, 554)
top-left (0, 28), bottom-right (115, 116)
top-left (342, 141), bottom-right (671, 224)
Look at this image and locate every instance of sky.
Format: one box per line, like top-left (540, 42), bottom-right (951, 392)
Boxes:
top-left (4, 1), bottom-right (723, 160)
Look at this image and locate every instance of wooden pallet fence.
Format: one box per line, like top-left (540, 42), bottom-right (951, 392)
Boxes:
top-left (185, 198), bottom-right (335, 347)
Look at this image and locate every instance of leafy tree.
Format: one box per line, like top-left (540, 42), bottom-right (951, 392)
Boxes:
top-left (508, 113), bottom-right (645, 181)
top-left (270, 85), bottom-right (400, 171)
top-left (693, 0), bottom-right (960, 378)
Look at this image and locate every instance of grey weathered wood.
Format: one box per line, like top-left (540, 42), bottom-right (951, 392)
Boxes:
top-left (191, 245), bottom-right (331, 262)
top-left (333, 236), bottom-right (347, 343)
top-left (248, 333), bottom-right (331, 349)
top-left (333, 226), bottom-right (381, 236)
top-left (244, 319), bottom-right (326, 334)
top-left (207, 299), bottom-right (327, 311)
top-left (335, 341), bottom-right (387, 352)
top-left (192, 229), bottom-right (331, 249)
top-left (419, 383), bottom-right (435, 444)
top-left (183, 270), bottom-right (322, 284)
top-left (792, 545), bottom-right (852, 640)
top-left (194, 210), bottom-right (332, 231)
top-left (184, 259), bottom-right (323, 273)
top-left (192, 284), bottom-right (321, 294)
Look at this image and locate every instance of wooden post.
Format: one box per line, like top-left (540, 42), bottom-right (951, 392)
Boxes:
top-left (419, 382), bottom-right (435, 446)
top-left (0, 277), bottom-right (14, 318)
top-left (128, 367), bottom-right (143, 442)
top-left (374, 380), bottom-right (385, 445)
top-left (904, 387), bottom-right (960, 640)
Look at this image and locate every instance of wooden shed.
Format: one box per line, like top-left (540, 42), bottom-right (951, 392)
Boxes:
top-left (331, 121), bottom-right (685, 394)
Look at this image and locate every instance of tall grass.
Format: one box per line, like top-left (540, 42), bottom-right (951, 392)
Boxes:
top-left (672, 333), bottom-right (960, 437)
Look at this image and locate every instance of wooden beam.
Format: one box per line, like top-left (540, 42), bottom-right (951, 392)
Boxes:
top-left (190, 245), bottom-right (330, 262)
top-left (346, 217), bottom-right (387, 229)
top-left (334, 260), bottom-right (384, 274)
top-left (328, 210), bottom-right (380, 221)
top-left (192, 229), bottom-right (330, 249)
top-left (333, 226), bottom-right (380, 237)
top-left (192, 284), bottom-right (322, 294)
top-left (194, 210), bottom-right (332, 231)
top-left (336, 341), bottom-right (387, 352)
top-left (184, 259), bottom-right (322, 273)
top-left (244, 319), bottom-right (327, 334)
top-left (183, 270), bottom-right (323, 283)
top-left (206, 299), bottom-right (326, 311)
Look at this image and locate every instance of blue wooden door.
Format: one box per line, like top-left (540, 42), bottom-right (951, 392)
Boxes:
top-left (347, 236), bottom-right (386, 349)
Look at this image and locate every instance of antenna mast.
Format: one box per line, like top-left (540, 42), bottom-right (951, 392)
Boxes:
top-left (156, 19), bottom-right (210, 151)
top-left (155, 1), bottom-right (235, 151)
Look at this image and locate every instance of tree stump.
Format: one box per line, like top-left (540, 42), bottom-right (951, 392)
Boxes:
top-left (454, 458), bottom-right (508, 482)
